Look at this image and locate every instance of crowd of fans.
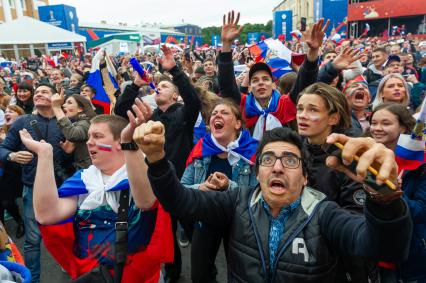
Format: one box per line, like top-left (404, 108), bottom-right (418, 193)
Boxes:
top-left (0, 10), bottom-right (425, 283)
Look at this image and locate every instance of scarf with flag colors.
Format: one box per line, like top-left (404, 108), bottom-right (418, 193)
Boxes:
top-left (248, 38), bottom-right (293, 79)
top-left (186, 130), bottom-right (258, 167)
top-left (86, 48), bottom-right (119, 114)
top-left (38, 165), bottom-right (173, 282)
top-left (395, 99), bottom-right (426, 172)
top-left (242, 90), bottom-right (296, 140)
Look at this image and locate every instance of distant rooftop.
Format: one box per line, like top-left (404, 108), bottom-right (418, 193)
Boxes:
top-left (79, 22), bottom-right (185, 35)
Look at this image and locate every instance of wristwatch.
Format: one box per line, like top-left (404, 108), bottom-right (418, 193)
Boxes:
top-left (120, 142), bottom-right (139, 151)
top-left (7, 152), bottom-right (14, 161)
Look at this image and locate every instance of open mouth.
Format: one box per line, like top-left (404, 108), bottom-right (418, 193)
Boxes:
top-left (298, 122), bottom-right (309, 129)
top-left (213, 120), bottom-right (224, 130)
top-left (393, 92), bottom-right (401, 97)
top-left (5, 116), bottom-right (12, 123)
top-left (89, 150), bottom-right (98, 158)
top-left (354, 91), bottom-right (365, 101)
top-left (269, 179), bottom-right (287, 193)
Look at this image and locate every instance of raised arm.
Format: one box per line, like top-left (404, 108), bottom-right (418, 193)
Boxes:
top-left (120, 98), bottom-right (156, 210)
top-left (323, 133), bottom-right (411, 261)
top-left (290, 19), bottom-right (330, 104)
top-left (114, 75), bottom-right (148, 119)
top-left (318, 47), bottom-right (364, 85)
top-left (159, 45), bottom-right (201, 126)
top-left (138, 120), bottom-right (236, 227)
top-left (218, 11), bottom-right (244, 104)
top-left (19, 129), bottom-right (77, 225)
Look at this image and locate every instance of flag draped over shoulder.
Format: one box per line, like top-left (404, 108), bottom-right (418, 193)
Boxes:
top-left (242, 90), bottom-right (296, 140)
top-left (395, 99), bottom-right (426, 172)
top-left (249, 38), bottom-right (293, 79)
top-left (186, 130), bottom-right (258, 167)
top-left (39, 166), bottom-right (173, 282)
top-left (86, 48), bottom-right (119, 114)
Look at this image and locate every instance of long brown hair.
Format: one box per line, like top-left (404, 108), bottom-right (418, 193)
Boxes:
top-left (70, 94), bottom-right (97, 119)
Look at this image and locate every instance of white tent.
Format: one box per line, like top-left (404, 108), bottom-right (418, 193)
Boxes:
top-left (0, 16), bottom-right (86, 44)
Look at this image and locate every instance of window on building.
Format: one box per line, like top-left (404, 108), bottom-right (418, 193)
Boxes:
top-left (9, 0), bottom-right (15, 8)
top-left (21, 0), bottom-right (26, 11)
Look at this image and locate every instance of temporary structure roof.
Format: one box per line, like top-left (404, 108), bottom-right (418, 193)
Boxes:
top-left (0, 16), bottom-right (86, 45)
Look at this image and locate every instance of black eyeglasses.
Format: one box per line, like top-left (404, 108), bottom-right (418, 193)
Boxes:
top-left (258, 152), bottom-right (301, 169)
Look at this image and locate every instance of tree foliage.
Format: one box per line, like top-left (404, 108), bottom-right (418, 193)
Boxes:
top-left (202, 20), bottom-right (272, 44)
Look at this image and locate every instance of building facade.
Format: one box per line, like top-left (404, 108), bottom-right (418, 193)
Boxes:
top-left (0, 0), bottom-right (49, 22)
top-left (273, 0), bottom-right (314, 32)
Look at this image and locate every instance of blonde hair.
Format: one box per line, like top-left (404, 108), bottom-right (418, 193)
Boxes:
top-left (372, 74), bottom-right (410, 109)
top-left (195, 86), bottom-right (220, 123)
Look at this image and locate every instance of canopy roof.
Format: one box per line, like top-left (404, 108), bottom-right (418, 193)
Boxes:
top-left (0, 17), bottom-right (86, 45)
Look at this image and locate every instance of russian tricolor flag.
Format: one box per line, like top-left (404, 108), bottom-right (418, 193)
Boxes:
top-left (395, 134), bottom-right (425, 171)
top-left (395, 99), bottom-right (426, 171)
top-left (290, 30), bottom-right (302, 41)
top-left (249, 38), bottom-right (292, 79)
top-left (86, 48), bottom-right (119, 114)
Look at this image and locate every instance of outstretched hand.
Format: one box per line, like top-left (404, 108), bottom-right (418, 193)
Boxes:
top-left (332, 47), bottom-right (365, 71)
top-left (19, 129), bottom-right (52, 155)
top-left (221, 10), bottom-right (244, 44)
top-left (325, 133), bottom-right (402, 203)
top-left (302, 18), bottom-right (330, 51)
top-left (133, 121), bottom-right (165, 163)
top-left (159, 45), bottom-right (177, 71)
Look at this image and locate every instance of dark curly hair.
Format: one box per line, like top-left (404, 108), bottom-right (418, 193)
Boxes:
top-left (255, 127), bottom-right (310, 177)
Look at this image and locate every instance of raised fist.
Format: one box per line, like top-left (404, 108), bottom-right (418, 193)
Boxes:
top-left (133, 121), bottom-right (165, 163)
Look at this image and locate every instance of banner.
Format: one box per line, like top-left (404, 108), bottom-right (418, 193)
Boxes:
top-left (211, 35), bottom-right (220, 47)
top-left (348, 0), bottom-right (426, 21)
top-left (273, 11), bottom-right (292, 41)
top-left (38, 5), bottom-right (79, 33)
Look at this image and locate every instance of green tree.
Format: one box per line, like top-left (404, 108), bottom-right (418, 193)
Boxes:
top-left (201, 20), bottom-right (273, 45)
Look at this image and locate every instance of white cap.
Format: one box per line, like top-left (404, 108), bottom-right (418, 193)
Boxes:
top-left (419, 41), bottom-right (426, 47)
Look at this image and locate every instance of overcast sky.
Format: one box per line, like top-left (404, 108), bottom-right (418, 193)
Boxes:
top-left (49, 0), bottom-right (278, 27)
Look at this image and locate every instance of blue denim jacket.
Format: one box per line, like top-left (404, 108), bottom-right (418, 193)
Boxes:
top-left (181, 156), bottom-right (258, 190)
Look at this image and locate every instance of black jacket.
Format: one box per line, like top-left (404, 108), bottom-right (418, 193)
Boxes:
top-left (114, 65), bottom-right (201, 178)
top-left (305, 142), bottom-right (366, 212)
top-left (0, 114), bottom-right (67, 186)
top-left (148, 157), bottom-right (412, 283)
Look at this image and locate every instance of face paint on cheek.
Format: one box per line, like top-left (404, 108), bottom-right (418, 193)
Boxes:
top-left (309, 115), bottom-right (321, 122)
top-left (96, 143), bottom-right (112, 152)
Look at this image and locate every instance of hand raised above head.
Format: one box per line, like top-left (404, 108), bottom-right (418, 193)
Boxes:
top-left (221, 10), bottom-right (244, 45)
top-left (332, 47), bottom-right (365, 71)
top-left (121, 98), bottom-right (153, 143)
top-left (302, 18), bottom-right (330, 51)
top-left (159, 45), bottom-right (177, 71)
top-left (133, 120), bottom-right (165, 163)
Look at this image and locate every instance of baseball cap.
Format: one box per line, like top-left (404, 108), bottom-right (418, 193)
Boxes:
top-left (419, 41), bottom-right (426, 47)
top-left (384, 54), bottom-right (400, 68)
top-left (249, 62), bottom-right (272, 81)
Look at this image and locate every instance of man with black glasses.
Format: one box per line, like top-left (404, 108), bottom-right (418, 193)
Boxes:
top-left (139, 124), bottom-right (412, 283)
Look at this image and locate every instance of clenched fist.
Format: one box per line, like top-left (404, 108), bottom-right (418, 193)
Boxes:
top-left (133, 121), bottom-right (166, 163)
